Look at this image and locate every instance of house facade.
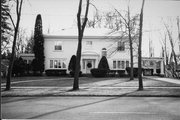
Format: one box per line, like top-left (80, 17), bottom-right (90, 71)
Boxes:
top-left (43, 28), bottom-right (165, 75)
top-left (44, 28), bottom-right (134, 74)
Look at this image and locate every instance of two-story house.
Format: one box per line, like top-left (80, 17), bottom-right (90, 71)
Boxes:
top-left (44, 28), bottom-right (134, 74)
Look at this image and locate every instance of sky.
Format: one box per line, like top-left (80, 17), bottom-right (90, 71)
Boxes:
top-left (9, 0), bottom-right (180, 57)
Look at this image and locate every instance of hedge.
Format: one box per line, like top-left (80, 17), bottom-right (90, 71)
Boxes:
top-left (117, 70), bottom-right (126, 77)
top-left (91, 68), bottom-right (108, 77)
top-left (126, 67), bottom-right (144, 77)
top-left (45, 69), bottom-right (67, 76)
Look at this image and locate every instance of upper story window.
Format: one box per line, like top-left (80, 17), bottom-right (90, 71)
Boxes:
top-left (54, 41), bottom-right (62, 51)
top-left (86, 41), bottom-right (92, 46)
top-left (86, 41), bottom-right (93, 48)
top-left (117, 41), bottom-right (125, 51)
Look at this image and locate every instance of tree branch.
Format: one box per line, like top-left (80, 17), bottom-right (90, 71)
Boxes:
top-left (2, 7), bottom-right (16, 29)
top-left (82, 0), bottom-right (89, 32)
top-left (16, 0), bottom-right (19, 17)
top-left (114, 8), bottom-right (128, 27)
top-left (77, 0), bottom-right (82, 34)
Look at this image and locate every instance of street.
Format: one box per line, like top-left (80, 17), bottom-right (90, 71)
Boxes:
top-left (2, 97), bottom-right (180, 120)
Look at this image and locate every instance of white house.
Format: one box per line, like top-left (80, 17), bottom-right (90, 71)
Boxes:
top-left (44, 28), bottom-right (133, 74)
top-left (43, 28), bottom-right (165, 75)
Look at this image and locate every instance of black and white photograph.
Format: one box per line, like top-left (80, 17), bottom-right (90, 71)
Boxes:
top-left (1, 0), bottom-right (180, 119)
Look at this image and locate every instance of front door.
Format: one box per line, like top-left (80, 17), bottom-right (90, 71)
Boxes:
top-left (83, 59), bottom-right (95, 74)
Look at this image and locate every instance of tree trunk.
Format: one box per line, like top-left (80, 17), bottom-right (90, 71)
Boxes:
top-left (5, 0), bottom-right (23, 90)
top-left (138, 0), bottom-right (145, 91)
top-left (6, 29), bottom-right (19, 91)
top-left (73, 35), bottom-right (82, 90)
top-left (127, 6), bottom-right (134, 80)
top-left (73, 0), bottom-right (89, 90)
top-left (129, 30), bottom-right (134, 80)
top-left (166, 26), bottom-right (178, 77)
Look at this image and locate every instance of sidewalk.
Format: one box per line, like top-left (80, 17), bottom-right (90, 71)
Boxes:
top-left (144, 76), bottom-right (180, 85)
top-left (1, 76), bottom-right (180, 97)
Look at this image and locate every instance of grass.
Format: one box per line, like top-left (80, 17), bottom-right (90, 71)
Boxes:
top-left (2, 76), bottom-right (180, 87)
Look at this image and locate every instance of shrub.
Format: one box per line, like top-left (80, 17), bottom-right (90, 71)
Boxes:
top-left (98, 56), bottom-right (109, 70)
top-left (91, 68), bottom-right (108, 77)
top-left (126, 67), bottom-right (144, 77)
top-left (68, 55), bottom-right (76, 71)
top-left (126, 67), bottom-right (138, 77)
top-left (31, 58), bottom-right (41, 75)
top-left (117, 70), bottom-right (126, 77)
top-left (91, 56), bottom-right (109, 77)
top-left (108, 70), bottom-right (116, 77)
top-left (12, 57), bottom-right (26, 76)
top-left (45, 69), bottom-right (67, 76)
top-left (68, 55), bottom-right (82, 77)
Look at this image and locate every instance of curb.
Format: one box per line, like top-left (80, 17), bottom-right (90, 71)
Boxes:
top-left (2, 94), bottom-right (180, 97)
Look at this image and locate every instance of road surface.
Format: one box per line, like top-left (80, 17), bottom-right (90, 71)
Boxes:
top-left (2, 97), bottom-right (180, 120)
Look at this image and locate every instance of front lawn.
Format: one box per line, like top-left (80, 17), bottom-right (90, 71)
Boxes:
top-left (2, 76), bottom-right (180, 88)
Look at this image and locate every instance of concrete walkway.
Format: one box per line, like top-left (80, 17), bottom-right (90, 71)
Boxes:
top-left (145, 76), bottom-right (180, 85)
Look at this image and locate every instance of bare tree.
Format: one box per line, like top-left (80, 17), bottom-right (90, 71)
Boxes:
top-left (114, 7), bottom-right (139, 80)
top-left (16, 28), bottom-right (27, 54)
top-left (164, 23), bottom-right (178, 78)
top-left (86, 3), bottom-right (101, 28)
top-left (73, 0), bottom-right (89, 90)
top-left (5, 0), bottom-right (23, 90)
top-left (138, 0), bottom-right (145, 91)
top-left (177, 16), bottom-right (180, 43)
top-left (1, 0), bottom-right (12, 53)
top-left (25, 35), bottom-right (34, 53)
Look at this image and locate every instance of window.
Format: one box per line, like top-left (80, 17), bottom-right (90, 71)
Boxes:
top-left (54, 60), bottom-right (58, 68)
top-left (49, 59), bottom-right (66, 69)
top-left (86, 41), bottom-right (93, 49)
top-left (50, 60), bottom-right (53, 68)
top-left (126, 61), bottom-right (129, 67)
top-left (54, 41), bottom-right (62, 51)
top-left (117, 41), bottom-right (125, 51)
top-left (117, 61), bottom-right (121, 69)
top-left (113, 61), bottom-right (116, 69)
top-left (122, 61), bottom-right (125, 69)
top-left (113, 60), bottom-right (126, 69)
top-left (86, 41), bottom-right (92, 45)
top-left (150, 61), bottom-right (154, 66)
top-left (62, 62), bottom-right (66, 68)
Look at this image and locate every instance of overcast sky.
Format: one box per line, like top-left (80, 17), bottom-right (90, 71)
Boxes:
top-left (10, 0), bottom-right (180, 57)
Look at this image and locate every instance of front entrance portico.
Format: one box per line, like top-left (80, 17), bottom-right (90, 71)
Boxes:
top-left (81, 51), bottom-right (100, 74)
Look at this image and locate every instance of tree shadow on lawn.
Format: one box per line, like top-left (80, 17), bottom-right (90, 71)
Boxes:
top-left (29, 90), bottom-right (138, 119)
top-left (10, 77), bottom-right (130, 87)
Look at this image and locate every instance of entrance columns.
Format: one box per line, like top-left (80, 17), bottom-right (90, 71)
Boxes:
top-left (160, 60), bottom-right (164, 75)
top-left (153, 61), bottom-right (157, 75)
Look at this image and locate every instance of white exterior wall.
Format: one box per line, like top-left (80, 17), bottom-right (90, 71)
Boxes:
top-left (44, 36), bottom-right (78, 72)
top-left (44, 35), bottom-right (136, 73)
